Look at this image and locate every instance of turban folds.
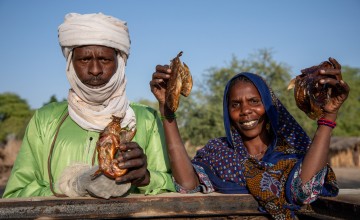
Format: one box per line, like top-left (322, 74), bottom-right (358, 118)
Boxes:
top-left (58, 13), bottom-right (131, 59)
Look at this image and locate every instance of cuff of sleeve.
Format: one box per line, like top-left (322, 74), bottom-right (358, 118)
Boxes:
top-left (174, 164), bottom-right (214, 194)
top-left (137, 170), bottom-right (176, 195)
top-left (290, 163), bottom-right (328, 204)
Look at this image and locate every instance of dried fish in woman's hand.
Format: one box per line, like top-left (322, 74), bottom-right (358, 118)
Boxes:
top-left (288, 59), bottom-right (337, 120)
top-left (166, 51), bottom-right (193, 112)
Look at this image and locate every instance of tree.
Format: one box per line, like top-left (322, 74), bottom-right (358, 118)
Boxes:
top-left (331, 66), bottom-right (360, 136)
top-left (0, 93), bottom-right (34, 143)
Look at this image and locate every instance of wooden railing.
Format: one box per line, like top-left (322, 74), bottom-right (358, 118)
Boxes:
top-left (0, 189), bottom-right (359, 219)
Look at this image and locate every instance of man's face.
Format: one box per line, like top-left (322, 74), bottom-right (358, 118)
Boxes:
top-left (72, 45), bottom-right (118, 89)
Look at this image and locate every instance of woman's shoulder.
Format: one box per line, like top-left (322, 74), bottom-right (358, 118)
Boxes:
top-left (202, 137), bottom-right (229, 150)
top-left (207, 137), bottom-right (228, 144)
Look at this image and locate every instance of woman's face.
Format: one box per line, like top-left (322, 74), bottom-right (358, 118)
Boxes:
top-left (228, 80), bottom-right (267, 141)
top-left (72, 45), bottom-right (118, 89)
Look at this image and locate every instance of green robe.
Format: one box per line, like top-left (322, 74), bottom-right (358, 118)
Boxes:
top-left (3, 101), bottom-right (175, 198)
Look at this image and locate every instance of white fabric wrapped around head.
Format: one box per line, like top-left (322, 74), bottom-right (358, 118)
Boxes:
top-left (57, 12), bottom-right (136, 132)
top-left (58, 13), bottom-right (130, 59)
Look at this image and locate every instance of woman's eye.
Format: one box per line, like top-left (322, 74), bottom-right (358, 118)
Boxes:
top-left (231, 103), bottom-right (240, 108)
top-left (250, 99), bottom-right (261, 105)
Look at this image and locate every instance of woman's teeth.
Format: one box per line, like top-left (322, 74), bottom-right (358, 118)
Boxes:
top-left (241, 120), bottom-right (257, 127)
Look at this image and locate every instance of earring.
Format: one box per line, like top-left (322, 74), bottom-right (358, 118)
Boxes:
top-left (266, 122), bottom-right (271, 132)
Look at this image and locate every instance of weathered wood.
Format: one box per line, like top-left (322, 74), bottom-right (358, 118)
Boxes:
top-left (0, 190), bottom-right (359, 219)
top-left (0, 193), bottom-right (267, 219)
top-left (308, 189), bottom-right (360, 219)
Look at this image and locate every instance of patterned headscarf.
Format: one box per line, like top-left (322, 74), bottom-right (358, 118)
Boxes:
top-left (58, 13), bottom-right (135, 132)
top-left (192, 72), bottom-right (337, 219)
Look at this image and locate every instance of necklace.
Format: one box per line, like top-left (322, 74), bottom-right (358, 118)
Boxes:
top-left (248, 146), bottom-right (268, 160)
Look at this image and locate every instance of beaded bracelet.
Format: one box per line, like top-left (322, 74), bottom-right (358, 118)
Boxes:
top-left (317, 118), bottom-right (336, 129)
top-left (160, 113), bottom-right (177, 121)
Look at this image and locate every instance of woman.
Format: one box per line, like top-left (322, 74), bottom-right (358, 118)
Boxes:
top-left (150, 58), bottom-right (349, 219)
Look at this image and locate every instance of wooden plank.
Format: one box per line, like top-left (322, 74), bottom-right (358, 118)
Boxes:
top-left (0, 190), bottom-right (359, 219)
top-left (0, 193), bottom-right (268, 219)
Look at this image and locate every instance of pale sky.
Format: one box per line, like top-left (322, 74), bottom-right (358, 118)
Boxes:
top-left (0, 0), bottom-right (359, 109)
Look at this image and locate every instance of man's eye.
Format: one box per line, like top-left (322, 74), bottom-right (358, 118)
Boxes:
top-left (101, 58), bottom-right (112, 63)
top-left (81, 58), bottom-right (90, 62)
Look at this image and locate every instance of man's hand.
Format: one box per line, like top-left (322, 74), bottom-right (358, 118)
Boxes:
top-left (79, 166), bottom-right (131, 199)
top-left (58, 163), bottom-right (131, 199)
top-left (115, 142), bottom-right (150, 187)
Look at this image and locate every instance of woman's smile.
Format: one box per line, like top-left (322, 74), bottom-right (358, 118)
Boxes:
top-left (239, 119), bottom-right (259, 130)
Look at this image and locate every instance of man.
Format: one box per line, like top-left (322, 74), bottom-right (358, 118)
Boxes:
top-left (2, 13), bottom-right (175, 199)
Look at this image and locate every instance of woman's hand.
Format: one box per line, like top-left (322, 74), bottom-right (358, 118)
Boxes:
top-left (319, 57), bottom-right (350, 118)
top-left (149, 65), bottom-right (172, 114)
top-left (150, 65), bottom-right (171, 104)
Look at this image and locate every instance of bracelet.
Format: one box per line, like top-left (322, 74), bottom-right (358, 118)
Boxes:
top-left (317, 118), bottom-right (336, 129)
top-left (160, 113), bottom-right (177, 120)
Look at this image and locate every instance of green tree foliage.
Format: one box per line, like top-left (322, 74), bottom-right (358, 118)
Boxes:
top-left (332, 66), bottom-right (360, 136)
top-left (0, 93), bottom-right (34, 143)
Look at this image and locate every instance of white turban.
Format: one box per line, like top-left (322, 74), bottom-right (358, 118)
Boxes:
top-left (58, 12), bottom-right (131, 58)
top-left (58, 13), bottom-right (136, 132)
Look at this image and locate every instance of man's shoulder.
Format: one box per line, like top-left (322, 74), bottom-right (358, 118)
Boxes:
top-left (36, 101), bottom-right (68, 119)
top-left (130, 102), bottom-right (158, 117)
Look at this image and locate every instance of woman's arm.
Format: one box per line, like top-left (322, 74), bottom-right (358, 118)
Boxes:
top-left (300, 58), bottom-right (350, 183)
top-left (150, 65), bottom-right (199, 190)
